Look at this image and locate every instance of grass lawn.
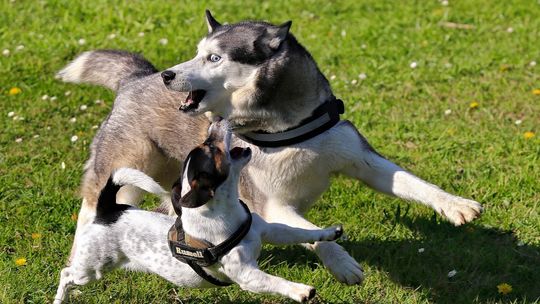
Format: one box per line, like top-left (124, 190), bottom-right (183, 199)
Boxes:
top-left (1, 0), bottom-right (539, 303)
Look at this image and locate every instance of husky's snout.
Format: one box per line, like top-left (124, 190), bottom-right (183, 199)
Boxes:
top-left (161, 59), bottom-right (208, 112)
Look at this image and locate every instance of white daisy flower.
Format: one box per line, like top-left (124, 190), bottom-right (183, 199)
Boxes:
top-left (80, 105), bottom-right (87, 111)
top-left (138, 32), bottom-right (145, 37)
top-left (447, 270), bottom-right (458, 278)
top-left (418, 248), bottom-right (425, 253)
top-left (8, 111), bottom-right (15, 117)
top-left (530, 61), bottom-right (537, 67)
top-left (330, 75), bottom-right (336, 80)
top-left (61, 162), bottom-right (66, 170)
top-left (71, 289), bottom-right (83, 297)
top-left (410, 61), bottom-right (418, 69)
top-left (70, 135), bottom-right (78, 143)
top-left (50, 96), bottom-right (57, 101)
top-left (159, 38), bottom-right (168, 45)
top-left (358, 73), bottom-right (367, 80)
top-left (15, 138), bottom-right (23, 143)
top-left (506, 27), bottom-right (514, 33)
top-left (92, 125), bottom-right (99, 130)
top-left (33, 134), bottom-right (40, 139)
top-left (341, 30), bottom-right (346, 37)
top-left (514, 119), bottom-right (522, 125)
top-left (108, 33), bottom-right (117, 39)
top-left (444, 109), bottom-right (452, 115)
top-left (15, 45), bottom-right (25, 51)
top-left (78, 38), bottom-right (86, 45)
top-left (41, 94), bottom-right (49, 100)
top-left (64, 90), bottom-right (71, 96)
top-left (2, 49), bottom-right (10, 56)
top-left (69, 117), bottom-right (77, 123)
top-left (441, 0), bottom-right (449, 6)
top-left (351, 79), bottom-right (358, 85)
top-left (94, 99), bottom-right (102, 104)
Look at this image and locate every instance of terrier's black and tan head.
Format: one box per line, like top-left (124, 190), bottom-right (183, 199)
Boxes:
top-left (171, 119), bottom-right (251, 213)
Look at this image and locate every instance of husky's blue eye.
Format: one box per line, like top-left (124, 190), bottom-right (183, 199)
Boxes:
top-left (209, 54), bottom-right (221, 62)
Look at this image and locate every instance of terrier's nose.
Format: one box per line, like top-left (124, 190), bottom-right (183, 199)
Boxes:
top-left (161, 70), bottom-right (176, 85)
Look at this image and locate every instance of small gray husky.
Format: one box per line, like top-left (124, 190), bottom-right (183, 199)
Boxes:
top-left (57, 10), bottom-right (482, 285)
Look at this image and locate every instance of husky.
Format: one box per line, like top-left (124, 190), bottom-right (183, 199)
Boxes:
top-left (56, 10), bottom-right (482, 285)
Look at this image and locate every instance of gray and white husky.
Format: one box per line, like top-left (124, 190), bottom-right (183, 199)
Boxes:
top-left (57, 10), bottom-right (482, 285)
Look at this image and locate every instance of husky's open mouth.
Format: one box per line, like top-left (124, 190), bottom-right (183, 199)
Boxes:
top-left (180, 90), bottom-right (206, 111)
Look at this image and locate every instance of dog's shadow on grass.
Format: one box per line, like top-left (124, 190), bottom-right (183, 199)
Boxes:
top-left (262, 217), bottom-right (540, 303)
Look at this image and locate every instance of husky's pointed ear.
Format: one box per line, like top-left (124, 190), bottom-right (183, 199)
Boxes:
top-left (205, 10), bottom-right (221, 33)
top-left (268, 21), bottom-right (292, 50)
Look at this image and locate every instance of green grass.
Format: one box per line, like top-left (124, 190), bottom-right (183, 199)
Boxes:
top-left (1, 0), bottom-right (539, 303)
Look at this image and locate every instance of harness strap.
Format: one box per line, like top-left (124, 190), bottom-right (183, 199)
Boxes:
top-left (236, 97), bottom-right (345, 147)
top-left (168, 200), bottom-right (252, 286)
top-left (186, 260), bottom-right (232, 287)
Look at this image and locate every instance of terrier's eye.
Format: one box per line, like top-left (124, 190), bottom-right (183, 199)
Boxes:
top-left (208, 54), bottom-right (221, 62)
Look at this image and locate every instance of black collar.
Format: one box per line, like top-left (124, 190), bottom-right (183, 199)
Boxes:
top-left (235, 97), bottom-right (345, 148)
top-left (168, 200), bottom-right (252, 286)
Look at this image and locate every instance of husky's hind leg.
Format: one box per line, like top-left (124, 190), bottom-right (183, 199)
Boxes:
top-left (336, 121), bottom-right (482, 226)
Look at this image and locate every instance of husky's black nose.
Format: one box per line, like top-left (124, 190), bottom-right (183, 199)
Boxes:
top-left (161, 70), bottom-right (176, 85)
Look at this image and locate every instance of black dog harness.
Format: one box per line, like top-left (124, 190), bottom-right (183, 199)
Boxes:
top-left (168, 200), bottom-right (252, 286)
top-left (236, 96), bottom-right (345, 147)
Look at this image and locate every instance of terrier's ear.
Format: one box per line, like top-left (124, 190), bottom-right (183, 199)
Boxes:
top-left (171, 179), bottom-right (183, 215)
top-left (179, 186), bottom-right (214, 208)
top-left (205, 10), bottom-right (221, 33)
top-left (268, 21), bottom-right (292, 50)
top-left (195, 186), bottom-right (215, 205)
top-left (179, 190), bottom-right (196, 208)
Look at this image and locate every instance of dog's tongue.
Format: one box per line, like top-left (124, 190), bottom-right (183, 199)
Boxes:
top-left (181, 90), bottom-right (206, 111)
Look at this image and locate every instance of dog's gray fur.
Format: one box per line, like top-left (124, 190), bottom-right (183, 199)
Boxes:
top-left (57, 11), bottom-right (482, 285)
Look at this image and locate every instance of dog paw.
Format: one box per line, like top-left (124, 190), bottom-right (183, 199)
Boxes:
top-left (316, 243), bottom-right (364, 285)
top-left (289, 284), bottom-right (316, 303)
top-left (319, 225), bottom-right (344, 242)
top-left (439, 197), bottom-right (483, 226)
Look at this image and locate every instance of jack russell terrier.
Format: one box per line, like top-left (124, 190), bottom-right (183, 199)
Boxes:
top-left (54, 120), bottom-right (343, 303)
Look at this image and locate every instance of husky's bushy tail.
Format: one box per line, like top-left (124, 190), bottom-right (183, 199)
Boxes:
top-left (95, 168), bottom-right (168, 224)
top-left (56, 50), bottom-right (157, 92)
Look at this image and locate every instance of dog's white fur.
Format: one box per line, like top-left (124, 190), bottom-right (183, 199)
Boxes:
top-left (229, 121), bottom-right (482, 284)
top-left (54, 151), bottom-right (342, 303)
top-left (57, 14), bottom-right (483, 286)
top-left (55, 52), bottom-right (90, 84)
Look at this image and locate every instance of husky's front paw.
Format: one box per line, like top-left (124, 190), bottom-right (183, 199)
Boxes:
top-left (440, 197), bottom-right (483, 226)
top-left (319, 225), bottom-right (343, 242)
top-left (316, 242), bottom-right (364, 285)
top-left (289, 283), bottom-right (316, 303)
